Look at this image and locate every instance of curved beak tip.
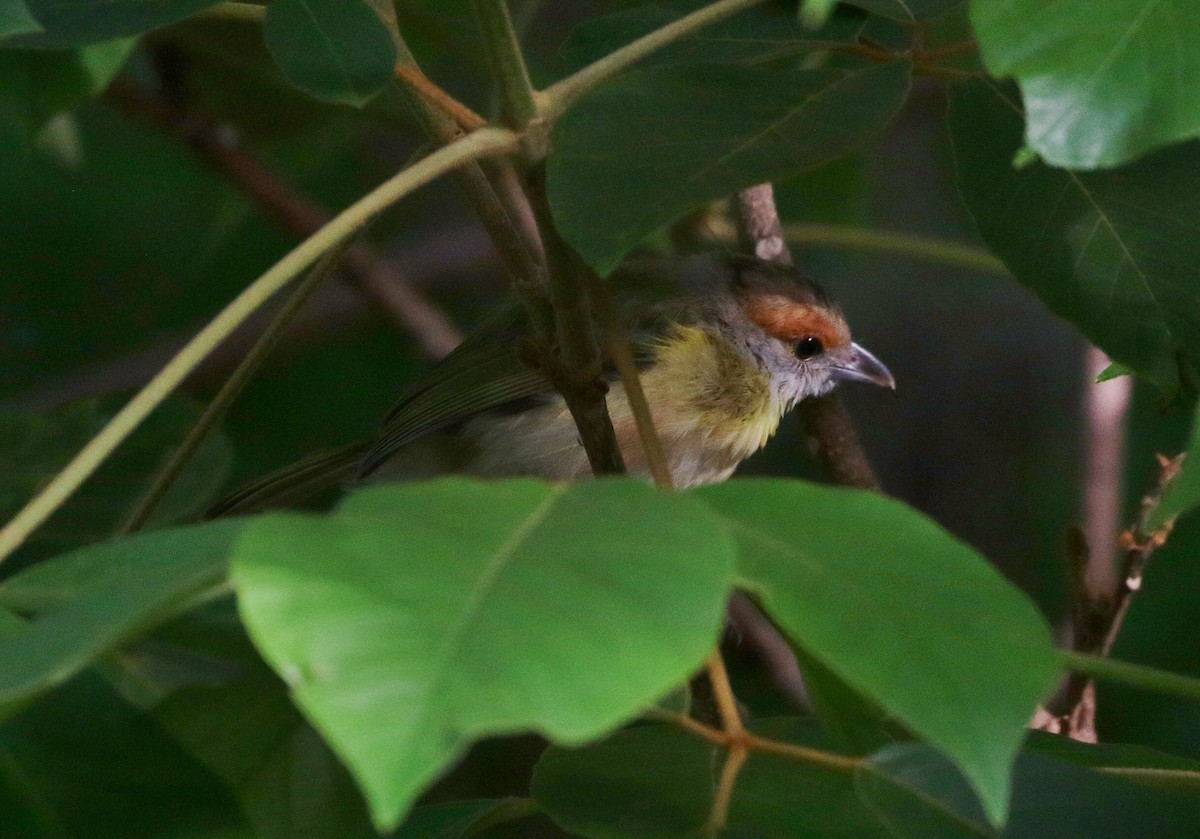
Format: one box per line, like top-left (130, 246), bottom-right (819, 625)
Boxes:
top-left (834, 342), bottom-right (896, 391)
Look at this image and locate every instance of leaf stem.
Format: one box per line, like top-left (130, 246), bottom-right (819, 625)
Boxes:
top-left (780, 222), bottom-right (1008, 274)
top-left (715, 221), bottom-right (1007, 274)
top-left (394, 63), bottom-right (487, 131)
top-left (658, 710), bottom-right (863, 774)
top-left (540, 0), bottom-right (769, 119)
top-left (0, 127), bottom-right (519, 565)
top-left (116, 239), bottom-right (356, 536)
top-left (707, 745), bottom-right (747, 835)
top-left (706, 650), bottom-right (746, 739)
top-left (469, 0), bottom-right (540, 127)
top-left (1060, 650), bottom-right (1200, 704)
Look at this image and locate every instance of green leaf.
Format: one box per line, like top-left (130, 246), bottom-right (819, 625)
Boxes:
top-left (1025, 732), bottom-right (1200, 794)
top-left (0, 521), bottom-right (241, 718)
top-left (858, 743), bottom-right (1200, 838)
top-left (693, 479), bottom-right (1058, 826)
top-left (232, 478), bottom-right (737, 830)
top-left (0, 39), bottom-right (134, 148)
top-left (547, 60), bottom-right (911, 274)
top-left (0, 0), bottom-right (40, 38)
top-left (559, 2), bottom-right (866, 71)
top-left (0, 398), bottom-right (235, 562)
top-left (0, 673), bottom-right (245, 838)
top-left (394, 799), bottom-right (537, 839)
top-left (533, 719), bottom-right (886, 839)
top-left (1152, 403), bottom-right (1200, 529)
top-left (534, 721), bottom-right (1200, 838)
top-left (1097, 361), bottom-right (1133, 383)
top-left (156, 673), bottom-right (374, 839)
top-left (7, 0), bottom-right (219, 47)
top-left (263, 0), bottom-right (398, 107)
top-left (949, 81), bottom-right (1200, 399)
top-left (842, 0), bottom-right (963, 21)
top-left (970, 0), bottom-right (1200, 169)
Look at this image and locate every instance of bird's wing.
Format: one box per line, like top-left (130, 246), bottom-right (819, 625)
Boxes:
top-left (360, 303), bottom-right (554, 474)
top-left (361, 258), bottom-right (710, 476)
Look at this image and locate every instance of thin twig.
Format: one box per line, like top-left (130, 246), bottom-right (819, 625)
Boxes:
top-left (705, 217), bottom-right (1009, 276)
top-left (0, 127), bottom-right (520, 564)
top-left (117, 239), bottom-right (356, 536)
top-left (393, 32), bottom-right (549, 319)
top-left (580, 270), bottom-right (675, 488)
top-left (1061, 650), bottom-right (1200, 705)
top-left (105, 79), bottom-right (463, 361)
top-left (707, 745), bottom-right (747, 835)
top-left (705, 650), bottom-right (746, 739)
top-left (469, 0), bottom-right (540, 127)
top-left (736, 184), bottom-right (882, 491)
top-left (541, 0), bottom-right (770, 118)
top-left (1043, 452), bottom-right (1184, 737)
top-left (393, 63), bottom-right (488, 131)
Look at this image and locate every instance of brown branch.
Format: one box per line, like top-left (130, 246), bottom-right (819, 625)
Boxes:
top-left (729, 182), bottom-right (883, 709)
top-left (736, 184), bottom-right (882, 491)
top-left (393, 63), bottom-right (487, 132)
top-left (1042, 451), bottom-right (1184, 739)
top-left (523, 171), bottom-right (625, 476)
top-left (104, 78), bottom-right (463, 361)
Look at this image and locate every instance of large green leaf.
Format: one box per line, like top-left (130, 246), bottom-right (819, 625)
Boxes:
top-left (232, 478), bottom-right (737, 830)
top-left (971, 0), bottom-right (1200, 169)
top-left (0, 673), bottom-right (245, 838)
top-left (0, 520), bottom-right (241, 718)
top-left (693, 480), bottom-right (1058, 826)
top-left (0, 0), bottom-right (39, 38)
top-left (157, 673), bottom-right (374, 839)
top-left (263, 0), bottom-right (398, 107)
top-left (949, 81), bottom-right (1200, 398)
top-left (6, 0), bottom-right (219, 47)
top-left (0, 398), bottom-right (235, 562)
top-left (533, 721), bottom-right (1200, 838)
top-left (547, 60), bottom-right (911, 274)
top-left (1152, 402), bottom-right (1200, 529)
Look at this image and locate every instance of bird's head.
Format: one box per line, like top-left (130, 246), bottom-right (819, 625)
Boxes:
top-left (728, 258), bottom-right (895, 405)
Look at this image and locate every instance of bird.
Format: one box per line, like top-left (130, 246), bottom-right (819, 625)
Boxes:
top-left (209, 252), bottom-right (894, 516)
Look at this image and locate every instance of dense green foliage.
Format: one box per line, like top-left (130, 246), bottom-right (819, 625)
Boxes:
top-left (3, 1), bottom-right (1200, 837)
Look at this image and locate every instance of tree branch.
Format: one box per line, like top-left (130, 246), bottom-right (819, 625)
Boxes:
top-left (736, 184), bottom-right (883, 491)
top-left (1043, 450), bottom-right (1184, 739)
top-left (105, 78), bottom-right (463, 361)
top-left (118, 238), bottom-right (357, 535)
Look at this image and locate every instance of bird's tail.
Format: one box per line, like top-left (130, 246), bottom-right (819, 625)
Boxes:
top-left (206, 442), bottom-right (370, 519)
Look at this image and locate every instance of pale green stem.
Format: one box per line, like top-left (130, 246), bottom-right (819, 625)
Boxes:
top-left (0, 127), bottom-right (519, 565)
top-left (1060, 650), bottom-right (1200, 704)
top-left (779, 222), bottom-right (1009, 275)
top-left (541, 0), bottom-right (770, 118)
top-left (198, 2), bottom-right (266, 24)
top-left (470, 0), bottom-right (539, 127)
top-left (117, 239), bottom-right (355, 536)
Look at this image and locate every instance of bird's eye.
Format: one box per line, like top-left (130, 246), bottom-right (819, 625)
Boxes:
top-left (794, 336), bottom-right (824, 359)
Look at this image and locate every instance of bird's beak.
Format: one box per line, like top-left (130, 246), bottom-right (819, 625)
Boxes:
top-left (830, 342), bottom-right (896, 390)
